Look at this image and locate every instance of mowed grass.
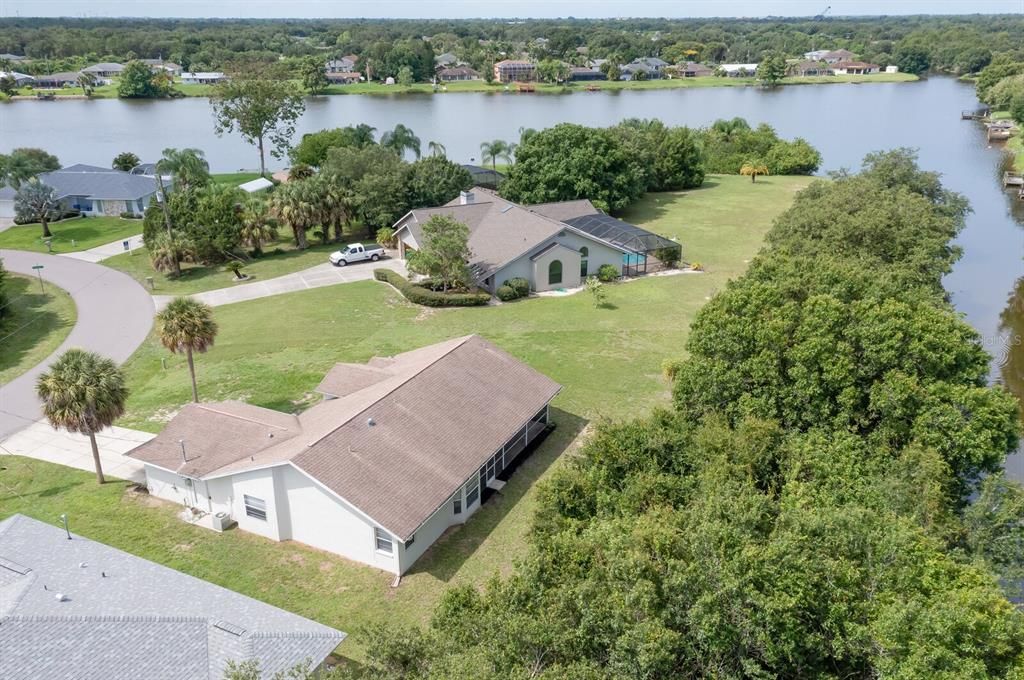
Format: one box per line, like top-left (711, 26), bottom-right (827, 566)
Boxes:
top-left (0, 216), bottom-right (143, 254)
top-left (104, 226), bottom-right (372, 295)
top-left (3, 174), bottom-right (812, 663)
top-left (0, 274), bottom-right (77, 385)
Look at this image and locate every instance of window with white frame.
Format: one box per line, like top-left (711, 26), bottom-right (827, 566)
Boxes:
top-left (465, 478), bottom-right (479, 508)
top-left (453, 495), bottom-right (462, 514)
top-left (243, 494), bottom-right (267, 521)
top-left (374, 527), bottom-right (393, 554)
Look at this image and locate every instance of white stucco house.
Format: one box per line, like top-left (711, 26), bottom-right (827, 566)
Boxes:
top-left (393, 188), bottom-right (680, 293)
top-left (128, 335), bottom-right (561, 576)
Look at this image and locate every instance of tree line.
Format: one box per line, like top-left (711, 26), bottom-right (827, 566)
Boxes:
top-left (1, 15), bottom-right (1021, 80)
top-left (310, 149), bottom-right (1023, 679)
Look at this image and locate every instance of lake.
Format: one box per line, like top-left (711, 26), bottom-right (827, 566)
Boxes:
top-left (2, 77), bottom-right (1022, 476)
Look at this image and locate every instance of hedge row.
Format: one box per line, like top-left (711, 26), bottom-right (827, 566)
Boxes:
top-left (374, 269), bottom-right (491, 307)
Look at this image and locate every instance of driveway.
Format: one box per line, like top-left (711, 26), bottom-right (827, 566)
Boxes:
top-left (0, 250), bottom-right (155, 440)
top-left (1, 420), bottom-right (152, 482)
top-left (153, 257), bottom-right (407, 310)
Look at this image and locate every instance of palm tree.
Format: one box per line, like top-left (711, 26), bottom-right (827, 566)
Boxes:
top-left (711, 117), bottom-right (751, 140)
top-left (740, 161), bottom-right (770, 183)
top-left (148, 231), bottom-right (197, 275)
top-left (155, 147), bottom-right (211, 192)
top-left (480, 139), bottom-right (510, 171)
top-left (380, 124), bottom-right (421, 160)
top-left (518, 127), bottom-right (538, 145)
top-left (269, 181), bottom-right (320, 249)
top-left (288, 163), bottom-right (315, 181)
top-left (156, 297), bottom-right (218, 403)
top-left (239, 199), bottom-right (276, 256)
top-left (427, 141), bottom-right (447, 157)
top-left (37, 349), bottom-right (128, 484)
top-left (349, 123), bottom-right (377, 148)
top-left (77, 71), bottom-right (96, 97)
top-left (320, 180), bottom-right (353, 242)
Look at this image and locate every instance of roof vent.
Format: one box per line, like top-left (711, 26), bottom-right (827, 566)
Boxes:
top-left (367, 417), bottom-right (376, 427)
top-left (54, 593), bottom-right (68, 602)
top-left (0, 557), bottom-right (31, 576)
top-left (78, 562), bottom-right (87, 568)
top-left (214, 620), bottom-right (247, 636)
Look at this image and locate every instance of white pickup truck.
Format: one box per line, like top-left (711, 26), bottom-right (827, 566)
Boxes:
top-left (329, 243), bottom-right (385, 267)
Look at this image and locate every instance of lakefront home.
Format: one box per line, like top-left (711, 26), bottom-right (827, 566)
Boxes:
top-left (831, 61), bottom-right (880, 75)
top-left (0, 514), bottom-right (345, 680)
top-left (128, 335), bottom-right (561, 576)
top-left (32, 164), bottom-right (163, 217)
top-left (493, 59), bottom-right (536, 82)
top-left (181, 71), bottom-right (227, 85)
top-left (393, 188), bottom-right (680, 293)
top-left (81, 62), bottom-right (125, 78)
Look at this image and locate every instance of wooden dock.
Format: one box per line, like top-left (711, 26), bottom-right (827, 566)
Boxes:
top-left (1004, 172), bottom-right (1024, 201)
top-left (962, 107), bottom-right (990, 120)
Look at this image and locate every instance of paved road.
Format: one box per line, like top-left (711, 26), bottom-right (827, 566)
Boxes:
top-left (0, 250), bottom-right (155, 440)
top-left (153, 257), bottom-right (407, 310)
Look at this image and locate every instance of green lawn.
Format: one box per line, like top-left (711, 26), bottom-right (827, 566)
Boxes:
top-left (104, 226), bottom-right (370, 295)
top-left (3, 174), bottom-right (812, 663)
top-left (211, 171), bottom-right (264, 186)
top-left (0, 274), bottom-right (77, 385)
top-left (0, 216), bottom-right (143, 254)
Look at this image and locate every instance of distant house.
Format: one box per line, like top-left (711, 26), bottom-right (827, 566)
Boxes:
top-left (461, 164), bottom-right (506, 188)
top-left (831, 61), bottom-right (879, 75)
top-left (677, 61), bottom-right (714, 78)
top-left (36, 164), bottom-right (163, 217)
top-left (885, 64), bottom-right (900, 74)
top-left (822, 49), bottom-right (856, 64)
top-left (437, 66), bottom-right (480, 82)
top-left (620, 57), bottom-right (669, 80)
top-left (239, 177), bottom-right (274, 193)
top-left (494, 59), bottom-right (536, 83)
top-left (0, 186), bottom-right (16, 218)
top-left (0, 53), bottom-right (27, 62)
top-left (434, 52), bottom-right (459, 68)
top-left (0, 70), bottom-right (34, 86)
top-left (33, 71), bottom-right (81, 88)
top-left (394, 188), bottom-right (680, 293)
top-left (790, 60), bottom-right (832, 76)
top-left (141, 59), bottom-right (182, 76)
top-left (803, 49), bottom-right (830, 61)
top-left (82, 62), bottom-right (125, 78)
top-left (719, 63), bottom-right (760, 77)
top-left (181, 71), bottom-right (227, 85)
top-left (325, 57), bottom-right (357, 73)
top-left (129, 335), bottom-right (561, 576)
top-left (326, 71), bottom-right (361, 84)
top-left (0, 514), bottom-right (344, 680)
top-left (568, 66), bottom-right (605, 81)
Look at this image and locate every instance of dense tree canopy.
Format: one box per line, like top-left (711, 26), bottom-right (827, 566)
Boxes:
top-left (701, 118), bottom-right (821, 175)
top-left (334, 149), bottom-right (1024, 679)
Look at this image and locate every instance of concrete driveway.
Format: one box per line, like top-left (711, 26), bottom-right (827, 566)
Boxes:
top-left (1, 420), bottom-right (151, 482)
top-left (0, 250), bottom-right (155, 440)
top-left (153, 256), bottom-right (407, 310)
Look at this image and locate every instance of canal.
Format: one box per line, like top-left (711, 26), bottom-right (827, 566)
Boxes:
top-left (2, 77), bottom-right (1021, 474)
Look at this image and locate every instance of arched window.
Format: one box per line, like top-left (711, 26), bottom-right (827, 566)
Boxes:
top-left (579, 247), bottom-right (589, 258)
top-left (548, 260), bottom-right (563, 285)
top-left (579, 247), bottom-right (589, 277)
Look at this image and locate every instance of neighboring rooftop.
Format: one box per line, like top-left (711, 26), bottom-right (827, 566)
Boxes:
top-left (38, 165), bottom-right (159, 201)
top-left (129, 335), bottom-right (561, 541)
top-left (0, 514), bottom-right (344, 680)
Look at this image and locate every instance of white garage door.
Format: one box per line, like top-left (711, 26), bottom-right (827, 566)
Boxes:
top-left (0, 199), bottom-right (15, 219)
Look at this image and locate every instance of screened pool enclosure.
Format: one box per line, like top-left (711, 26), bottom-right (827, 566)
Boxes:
top-left (564, 213), bottom-right (682, 276)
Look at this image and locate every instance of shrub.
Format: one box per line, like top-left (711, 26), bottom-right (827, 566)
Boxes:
top-left (507, 277), bottom-right (530, 297)
top-left (374, 269), bottom-right (490, 307)
top-left (653, 246), bottom-right (681, 268)
top-left (597, 264), bottom-right (619, 282)
top-left (119, 211), bottom-right (143, 220)
top-left (376, 227), bottom-right (396, 249)
top-left (496, 285), bottom-right (518, 301)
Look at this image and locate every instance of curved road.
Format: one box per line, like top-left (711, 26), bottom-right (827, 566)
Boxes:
top-left (0, 250), bottom-right (154, 440)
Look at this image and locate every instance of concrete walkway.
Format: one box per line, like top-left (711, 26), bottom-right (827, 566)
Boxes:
top-left (1, 419), bottom-right (151, 483)
top-left (153, 257), bottom-right (407, 310)
top-left (0, 250), bottom-right (155, 440)
top-left (61, 234), bottom-right (144, 263)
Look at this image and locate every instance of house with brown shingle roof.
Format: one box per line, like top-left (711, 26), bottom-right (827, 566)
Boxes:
top-left (128, 335), bottom-right (560, 575)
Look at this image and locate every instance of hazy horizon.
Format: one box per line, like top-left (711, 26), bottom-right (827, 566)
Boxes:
top-left (3, 0), bottom-right (1022, 19)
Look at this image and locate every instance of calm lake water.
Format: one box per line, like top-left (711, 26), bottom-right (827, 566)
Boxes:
top-left (2, 77), bottom-right (1022, 476)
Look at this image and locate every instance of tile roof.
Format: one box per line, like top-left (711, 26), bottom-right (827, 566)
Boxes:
top-left (38, 165), bottom-right (160, 201)
top-left (0, 514), bottom-right (344, 680)
top-left (129, 336), bottom-right (561, 540)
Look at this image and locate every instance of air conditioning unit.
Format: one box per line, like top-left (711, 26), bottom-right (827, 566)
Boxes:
top-left (211, 512), bottom-right (236, 532)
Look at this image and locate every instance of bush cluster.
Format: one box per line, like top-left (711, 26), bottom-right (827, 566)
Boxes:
top-left (497, 277), bottom-right (530, 301)
top-left (596, 263), bottom-right (619, 282)
top-left (374, 269), bottom-right (490, 307)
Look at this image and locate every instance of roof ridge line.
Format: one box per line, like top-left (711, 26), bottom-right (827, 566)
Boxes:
top-left (194, 403), bottom-right (295, 430)
top-left (301, 335), bottom-right (476, 449)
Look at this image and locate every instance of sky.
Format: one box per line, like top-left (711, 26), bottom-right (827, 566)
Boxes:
top-left (2, 0), bottom-right (1021, 19)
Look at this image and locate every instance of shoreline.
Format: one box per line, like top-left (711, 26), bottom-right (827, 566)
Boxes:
top-left (3, 72), bottom-right (919, 102)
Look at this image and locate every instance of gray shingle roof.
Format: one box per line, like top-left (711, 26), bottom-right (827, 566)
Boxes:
top-left (0, 514), bottom-right (345, 680)
top-left (38, 166), bottom-right (160, 201)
